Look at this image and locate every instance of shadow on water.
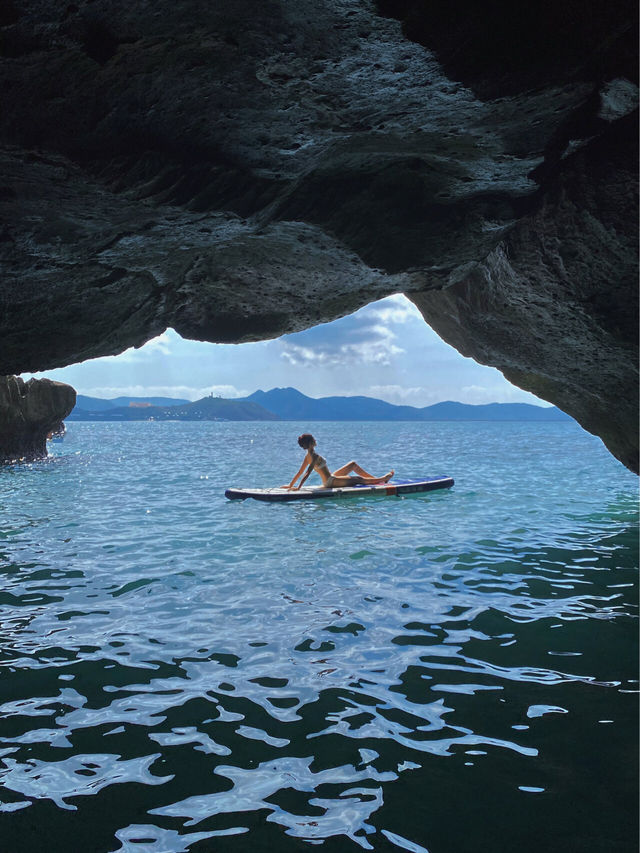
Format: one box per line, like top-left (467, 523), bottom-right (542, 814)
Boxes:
top-left (0, 508), bottom-right (637, 853)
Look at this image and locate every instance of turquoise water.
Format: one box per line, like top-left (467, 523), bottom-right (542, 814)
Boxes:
top-left (0, 421), bottom-right (637, 852)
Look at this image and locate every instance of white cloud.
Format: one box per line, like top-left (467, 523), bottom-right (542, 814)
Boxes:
top-left (205, 384), bottom-right (248, 399)
top-left (138, 332), bottom-right (173, 357)
top-left (367, 385), bottom-right (441, 405)
top-left (85, 331), bottom-right (174, 366)
top-left (20, 295), bottom-right (549, 409)
top-left (364, 294), bottom-right (423, 325)
top-left (280, 336), bottom-right (403, 367)
top-left (460, 384), bottom-right (550, 405)
top-left (278, 297), bottom-right (410, 367)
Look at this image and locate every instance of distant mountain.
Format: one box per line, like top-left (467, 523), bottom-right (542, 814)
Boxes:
top-left (75, 394), bottom-right (190, 411)
top-left (69, 396), bottom-right (279, 421)
top-left (245, 388), bottom-right (573, 422)
top-left (247, 388), bottom-right (404, 420)
top-left (174, 398), bottom-right (279, 421)
top-left (67, 388), bottom-right (573, 422)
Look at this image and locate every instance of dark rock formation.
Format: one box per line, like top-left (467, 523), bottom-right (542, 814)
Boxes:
top-left (376, 0), bottom-right (638, 100)
top-left (0, 1), bottom-right (637, 469)
top-left (48, 421), bottom-right (66, 438)
top-left (413, 112), bottom-right (639, 472)
top-left (0, 377), bottom-right (76, 463)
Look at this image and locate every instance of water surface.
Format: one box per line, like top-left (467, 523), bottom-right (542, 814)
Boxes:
top-left (0, 422), bottom-right (637, 852)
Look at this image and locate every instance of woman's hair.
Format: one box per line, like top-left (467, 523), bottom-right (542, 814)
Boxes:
top-left (298, 433), bottom-right (315, 450)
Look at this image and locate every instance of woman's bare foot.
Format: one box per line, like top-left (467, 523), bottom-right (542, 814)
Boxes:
top-left (382, 470), bottom-right (394, 483)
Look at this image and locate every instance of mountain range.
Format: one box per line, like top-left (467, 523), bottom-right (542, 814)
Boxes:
top-left (68, 395), bottom-right (279, 422)
top-left (74, 394), bottom-right (191, 410)
top-left (68, 388), bottom-right (572, 422)
top-left (246, 388), bottom-right (571, 421)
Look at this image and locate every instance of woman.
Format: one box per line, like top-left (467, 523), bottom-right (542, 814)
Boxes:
top-left (283, 433), bottom-right (394, 490)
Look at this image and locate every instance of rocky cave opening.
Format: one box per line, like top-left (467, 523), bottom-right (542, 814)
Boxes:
top-left (0, 0), bottom-right (637, 471)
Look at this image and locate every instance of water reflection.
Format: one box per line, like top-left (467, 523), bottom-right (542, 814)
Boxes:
top-left (0, 424), bottom-right (637, 851)
top-left (1, 521), bottom-right (637, 849)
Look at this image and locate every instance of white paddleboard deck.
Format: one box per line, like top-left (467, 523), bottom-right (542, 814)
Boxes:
top-left (225, 476), bottom-right (454, 502)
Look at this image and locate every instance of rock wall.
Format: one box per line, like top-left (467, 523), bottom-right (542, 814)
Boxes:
top-left (0, 377), bottom-right (76, 463)
top-left (0, 0), bottom-right (637, 469)
top-left (413, 112), bottom-right (638, 472)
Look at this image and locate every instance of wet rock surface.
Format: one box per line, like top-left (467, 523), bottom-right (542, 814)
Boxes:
top-left (0, 0), bottom-right (637, 469)
top-left (0, 377), bottom-right (76, 463)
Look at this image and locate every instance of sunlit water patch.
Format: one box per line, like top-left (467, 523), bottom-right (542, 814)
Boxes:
top-left (0, 422), bottom-right (637, 852)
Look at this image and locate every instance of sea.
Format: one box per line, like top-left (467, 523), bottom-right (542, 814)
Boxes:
top-left (0, 421), bottom-right (637, 853)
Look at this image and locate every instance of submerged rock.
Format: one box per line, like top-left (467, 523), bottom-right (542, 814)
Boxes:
top-left (0, 377), bottom-right (76, 463)
top-left (0, 0), bottom-right (637, 469)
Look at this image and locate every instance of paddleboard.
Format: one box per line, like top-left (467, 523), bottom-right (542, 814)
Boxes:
top-left (225, 476), bottom-right (454, 502)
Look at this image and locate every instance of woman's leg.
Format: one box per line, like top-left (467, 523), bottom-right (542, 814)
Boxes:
top-left (330, 471), bottom-right (394, 487)
top-left (332, 460), bottom-right (375, 478)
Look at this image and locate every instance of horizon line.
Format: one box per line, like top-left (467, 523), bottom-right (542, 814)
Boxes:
top-left (74, 386), bottom-right (555, 409)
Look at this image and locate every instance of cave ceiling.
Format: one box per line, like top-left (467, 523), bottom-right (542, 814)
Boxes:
top-left (0, 0), bottom-right (637, 469)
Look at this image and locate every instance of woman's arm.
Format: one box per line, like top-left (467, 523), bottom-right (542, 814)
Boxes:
top-left (283, 454), bottom-right (311, 489)
top-left (296, 463), bottom-right (314, 490)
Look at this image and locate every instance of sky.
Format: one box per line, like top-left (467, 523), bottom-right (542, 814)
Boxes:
top-left (24, 295), bottom-right (548, 407)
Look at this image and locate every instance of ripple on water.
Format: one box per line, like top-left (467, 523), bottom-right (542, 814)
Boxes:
top-left (0, 422), bottom-right (637, 851)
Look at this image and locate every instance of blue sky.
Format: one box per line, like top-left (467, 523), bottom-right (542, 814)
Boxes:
top-left (25, 295), bottom-right (547, 406)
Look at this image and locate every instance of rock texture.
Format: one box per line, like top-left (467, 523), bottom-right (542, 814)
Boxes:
top-left (412, 112), bottom-right (639, 472)
top-left (0, 0), bottom-right (637, 469)
top-left (0, 376), bottom-right (76, 462)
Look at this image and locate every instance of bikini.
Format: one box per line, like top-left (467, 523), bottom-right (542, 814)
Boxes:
top-left (312, 453), bottom-right (335, 488)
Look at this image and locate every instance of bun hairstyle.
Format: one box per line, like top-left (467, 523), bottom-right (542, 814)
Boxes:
top-left (298, 433), bottom-right (315, 450)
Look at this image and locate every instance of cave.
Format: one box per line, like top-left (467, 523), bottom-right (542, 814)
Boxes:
top-left (0, 0), bottom-right (637, 470)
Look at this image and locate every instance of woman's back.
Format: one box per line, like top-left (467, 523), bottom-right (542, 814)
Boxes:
top-left (312, 452), bottom-right (328, 471)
